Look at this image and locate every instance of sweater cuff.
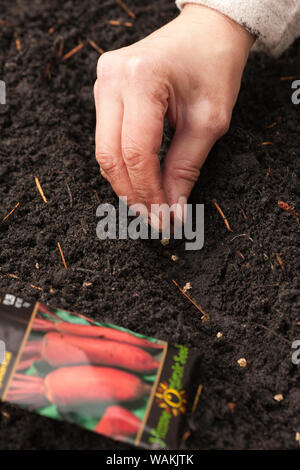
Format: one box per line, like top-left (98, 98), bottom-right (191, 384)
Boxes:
top-left (175, 0), bottom-right (300, 57)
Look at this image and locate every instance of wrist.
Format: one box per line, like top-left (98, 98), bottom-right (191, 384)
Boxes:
top-left (181, 3), bottom-right (255, 57)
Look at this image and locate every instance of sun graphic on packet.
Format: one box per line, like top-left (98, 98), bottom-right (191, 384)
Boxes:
top-left (155, 381), bottom-right (187, 416)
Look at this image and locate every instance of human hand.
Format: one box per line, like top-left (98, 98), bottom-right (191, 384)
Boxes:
top-left (94, 4), bottom-right (254, 222)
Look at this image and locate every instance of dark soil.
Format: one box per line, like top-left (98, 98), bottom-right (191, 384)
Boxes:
top-left (0, 0), bottom-right (300, 451)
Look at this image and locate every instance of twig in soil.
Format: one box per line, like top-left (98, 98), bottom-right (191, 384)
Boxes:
top-left (1, 270), bottom-right (43, 291)
top-left (213, 200), bottom-right (232, 232)
top-left (74, 267), bottom-right (98, 274)
top-left (266, 121), bottom-right (277, 129)
top-left (29, 284), bottom-right (43, 291)
top-left (254, 323), bottom-right (291, 345)
top-left (14, 32), bottom-right (21, 51)
top-left (230, 233), bottom-right (253, 243)
top-left (236, 251), bottom-right (245, 260)
top-left (65, 182), bottom-right (73, 208)
top-left (109, 20), bottom-right (121, 26)
top-left (116, 0), bottom-right (136, 19)
top-left (62, 42), bottom-right (85, 61)
top-left (7, 273), bottom-right (18, 279)
top-left (280, 75), bottom-right (300, 81)
top-left (44, 62), bottom-right (51, 80)
top-left (0, 19), bottom-right (13, 27)
top-left (57, 242), bottom-right (68, 270)
top-left (275, 253), bottom-right (285, 271)
top-left (2, 202), bottom-right (20, 222)
top-left (266, 167), bottom-right (271, 177)
top-left (261, 142), bottom-right (273, 146)
top-left (58, 38), bottom-right (64, 58)
top-left (278, 200), bottom-right (299, 218)
top-left (34, 177), bottom-right (48, 203)
top-left (241, 208), bottom-right (247, 220)
top-left (87, 38), bottom-right (104, 55)
top-left (80, 219), bottom-right (88, 235)
top-left (172, 279), bottom-right (209, 320)
top-left (191, 384), bottom-right (203, 415)
top-left (94, 190), bottom-right (100, 203)
top-left (108, 20), bottom-right (133, 27)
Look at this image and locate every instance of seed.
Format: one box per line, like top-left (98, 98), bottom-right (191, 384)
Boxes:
top-left (237, 358), bottom-right (247, 368)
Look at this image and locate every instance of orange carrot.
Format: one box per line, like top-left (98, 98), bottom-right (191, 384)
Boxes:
top-left (31, 317), bottom-right (163, 350)
top-left (7, 367), bottom-right (151, 407)
top-left (95, 405), bottom-right (141, 438)
top-left (22, 332), bottom-right (160, 373)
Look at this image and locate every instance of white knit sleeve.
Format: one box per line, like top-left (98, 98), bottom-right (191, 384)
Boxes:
top-left (175, 0), bottom-right (300, 57)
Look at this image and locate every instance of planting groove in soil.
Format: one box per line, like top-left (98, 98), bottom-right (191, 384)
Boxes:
top-left (0, 0), bottom-right (299, 450)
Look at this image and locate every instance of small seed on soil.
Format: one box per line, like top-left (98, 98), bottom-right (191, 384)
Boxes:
top-left (273, 394), bottom-right (283, 402)
top-left (83, 282), bottom-right (92, 288)
top-left (161, 238), bottom-right (169, 246)
top-left (183, 282), bottom-right (192, 292)
top-left (216, 332), bottom-right (223, 339)
top-left (237, 358), bottom-right (247, 368)
top-left (14, 32), bottom-right (21, 51)
top-left (171, 255), bottom-right (179, 262)
top-left (227, 402), bottom-right (236, 412)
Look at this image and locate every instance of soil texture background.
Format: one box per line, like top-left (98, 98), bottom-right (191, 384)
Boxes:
top-left (0, 0), bottom-right (299, 450)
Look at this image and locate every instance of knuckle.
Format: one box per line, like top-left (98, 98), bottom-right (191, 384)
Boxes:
top-left (169, 164), bottom-right (200, 185)
top-left (204, 104), bottom-right (231, 137)
top-left (124, 55), bottom-right (151, 81)
top-left (122, 144), bottom-right (143, 170)
top-left (96, 151), bottom-right (121, 174)
top-left (97, 52), bottom-right (117, 81)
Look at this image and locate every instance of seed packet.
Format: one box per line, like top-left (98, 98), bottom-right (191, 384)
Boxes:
top-left (0, 292), bottom-right (201, 449)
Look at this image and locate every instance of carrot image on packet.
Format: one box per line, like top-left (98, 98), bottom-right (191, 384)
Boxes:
top-left (0, 292), bottom-right (201, 449)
